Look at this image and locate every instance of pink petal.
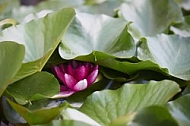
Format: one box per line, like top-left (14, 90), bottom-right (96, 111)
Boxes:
top-left (71, 60), bottom-right (78, 69)
top-left (93, 65), bottom-right (99, 71)
top-left (86, 70), bottom-right (98, 85)
top-left (66, 64), bottom-right (74, 76)
top-left (85, 63), bottom-right (92, 72)
top-left (60, 85), bottom-right (70, 91)
top-left (51, 91), bottom-right (75, 98)
top-left (50, 66), bottom-right (59, 76)
top-left (73, 79), bottom-right (88, 91)
top-left (59, 64), bottom-right (66, 73)
top-left (64, 73), bottom-right (77, 90)
top-left (51, 66), bottom-right (66, 82)
top-left (75, 65), bottom-right (88, 80)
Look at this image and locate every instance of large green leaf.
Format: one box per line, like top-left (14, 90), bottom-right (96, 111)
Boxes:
top-left (59, 12), bottom-right (135, 59)
top-left (79, 0), bottom-right (125, 16)
top-left (119, 0), bottom-right (183, 38)
top-left (36, 0), bottom-right (83, 11)
top-left (75, 51), bottom-right (168, 76)
top-left (7, 99), bottom-right (70, 125)
top-left (0, 0), bottom-right (82, 23)
top-left (167, 94), bottom-right (190, 126)
top-left (6, 72), bottom-right (59, 105)
top-left (79, 80), bottom-right (180, 125)
top-left (0, 42), bottom-right (25, 96)
top-left (0, 8), bottom-right (75, 83)
top-left (105, 112), bottom-right (135, 126)
top-left (170, 16), bottom-right (190, 37)
top-left (130, 106), bottom-right (178, 126)
top-left (138, 34), bottom-right (190, 80)
top-left (60, 108), bottom-right (100, 126)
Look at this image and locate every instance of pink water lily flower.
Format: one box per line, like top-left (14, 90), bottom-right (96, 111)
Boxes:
top-left (51, 60), bottom-right (98, 98)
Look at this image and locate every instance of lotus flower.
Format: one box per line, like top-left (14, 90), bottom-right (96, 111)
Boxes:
top-left (51, 60), bottom-right (98, 98)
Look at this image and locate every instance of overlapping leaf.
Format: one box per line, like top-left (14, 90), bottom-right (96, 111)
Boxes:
top-left (80, 0), bottom-right (125, 16)
top-left (79, 80), bottom-right (180, 125)
top-left (60, 108), bottom-right (100, 126)
top-left (6, 72), bottom-right (59, 105)
top-left (59, 12), bottom-right (135, 59)
top-left (130, 106), bottom-right (178, 126)
top-left (167, 94), bottom-right (190, 126)
top-left (170, 16), bottom-right (190, 37)
top-left (75, 51), bottom-right (168, 77)
top-left (7, 99), bottom-right (70, 125)
top-left (119, 0), bottom-right (183, 38)
top-left (138, 34), bottom-right (190, 80)
top-left (0, 8), bottom-right (75, 83)
top-left (0, 42), bottom-right (25, 96)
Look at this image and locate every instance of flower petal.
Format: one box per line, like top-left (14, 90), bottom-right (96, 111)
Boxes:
top-left (75, 65), bottom-right (88, 80)
top-left (66, 64), bottom-right (74, 76)
top-left (59, 64), bottom-right (66, 73)
top-left (64, 73), bottom-right (77, 90)
top-left (73, 79), bottom-right (88, 91)
top-left (60, 85), bottom-right (70, 91)
top-left (86, 70), bottom-right (98, 85)
top-left (51, 66), bottom-right (66, 81)
top-left (51, 91), bottom-right (75, 98)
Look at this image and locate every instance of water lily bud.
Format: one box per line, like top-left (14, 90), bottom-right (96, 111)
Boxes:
top-left (51, 60), bottom-right (98, 98)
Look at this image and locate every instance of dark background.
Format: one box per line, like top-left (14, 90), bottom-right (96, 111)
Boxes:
top-left (20, 0), bottom-right (43, 6)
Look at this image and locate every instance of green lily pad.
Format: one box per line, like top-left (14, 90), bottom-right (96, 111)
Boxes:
top-left (7, 99), bottom-right (70, 125)
top-left (106, 112), bottom-right (136, 126)
top-left (60, 108), bottom-right (100, 126)
top-left (0, 8), bottom-right (75, 83)
top-left (80, 0), bottom-right (125, 16)
top-left (130, 106), bottom-right (178, 126)
top-left (0, 42), bottom-right (25, 96)
top-left (6, 72), bottom-right (59, 105)
top-left (138, 34), bottom-right (190, 80)
top-left (119, 0), bottom-right (183, 38)
top-left (170, 16), bottom-right (190, 37)
top-left (79, 80), bottom-right (180, 125)
top-left (167, 94), bottom-right (190, 126)
top-left (59, 12), bottom-right (135, 59)
top-left (76, 51), bottom-right (168, 76)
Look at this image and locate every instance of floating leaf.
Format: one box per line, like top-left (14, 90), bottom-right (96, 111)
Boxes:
top-left (106, 112), bottom-right (136, 126)
top-left (59, 12), bottom-right (135, 59)
top-left (130, 106), bottom-right (178, 126)
top-left (7, 99), bottom-right (70, 125)
top-left (138, 34), bottom-right (190, 80)
top-left (0, 42), bottom-right (24, 96)
top-left (119, 0), bottom-right (183, 38)
top-left (79, 80), bottom-right (180, 125)
top-left (170, 16), bottom-right (190, 37)
top-left (0, 8), bottom-right (75, 83)
top-left (6, 72), bottom-right (59, 105)
top-left (75, 51), bottom-right (168, 76)
top-left (167, 94), bottom-right (190, 126)
top-left (60, 108), bottom-right (100, 126)
top-left (80, 0), bottom-right (125, 16)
